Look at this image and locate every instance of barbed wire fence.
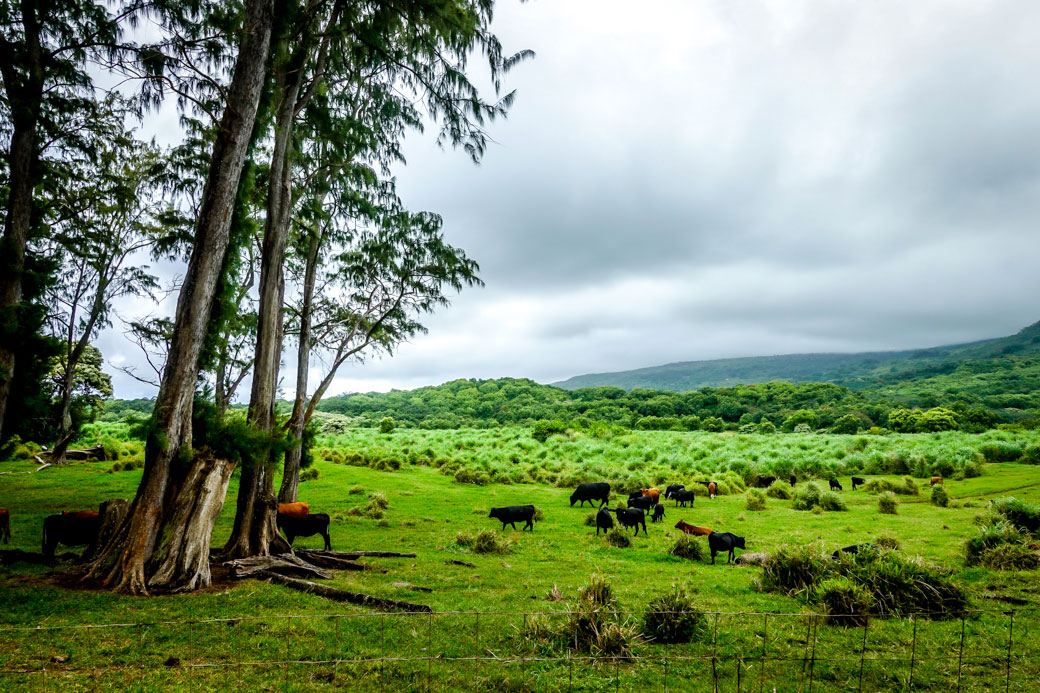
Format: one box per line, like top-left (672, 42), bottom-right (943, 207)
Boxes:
top-left (1, 607), bottom-right (1036, 691)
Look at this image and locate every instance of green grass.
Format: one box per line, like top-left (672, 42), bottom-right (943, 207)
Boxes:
top-left (2, 427), bottom-right (1040, 690)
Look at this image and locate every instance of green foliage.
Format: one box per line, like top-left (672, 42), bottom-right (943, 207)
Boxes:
top-left (888, 408), bottom-right (922, 433)
top-left (766, 481), bottom-right (793, 500)
top-left (819, 491), bottom-right (847, 512)
top-left (818, 577), bottom-right (872, 627)
top-left (745, 488), bottom-right (767, 511)
top-left (605, 527), bottom-right (631, 548)
top-left (378, 417), bottom-right (396, 434)
top-left (978, 441), bottom-right (1024, 463)
top-left (642, 585), bottom-right (707, 643)
top-left (918, 407), bottom-right (959, 432)
top-left (964, 521), bottom-right (1023, 566)
top-left (532, 419), bottom-right (568, 443)
top-left (878, 492), bottom-right (898, 515)
top-left (830, 414), bottom-right (860, 435)
top-left (930, 484), bottom-right (949, 508)
top-left (988, 497), bottom-right (1040, 535)
top-left (980, 544), bottom-right (1040, 571)
top-left (874, 533), bottom-right (901, 550)
top-left (792, 482), bottom-right (824, 511)
top-left (669, 534), bottom-right (706, 561)
top-left (759, 545), bottom-right (831, 595)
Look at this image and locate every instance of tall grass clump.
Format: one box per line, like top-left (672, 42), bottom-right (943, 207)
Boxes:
top-left (878, 492), bottom-right (898, 514)
top-left (792, 482), bottom-right (823, 511)
top-left (861, 477), bottom-right (919, 496)
top-left (766, 481), bottom-right (793, 500)
top-left (930, 484), bottom-right (949, 507)
top-left (758, 545), bottom-right (831, 595)
top-left (819, 491), bottom-right (847, 512)
top-left (565, 574), bottom-right (643, 659)
top-left (605, 527), bottom-right (631, 548)
top-left (642, 585), bottom-right (707, 643)
top-left (745, 488), bottom-right (766, 511)
top-left (818, 577), bottom-right (872, 627)
top-left (988, 497), bottom-right (1040, 535)
top-left (669, 534), bottom-right (705, 561)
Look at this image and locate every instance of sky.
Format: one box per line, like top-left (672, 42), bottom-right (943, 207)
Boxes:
top-left (101, 0), bottom-right (1040, 399)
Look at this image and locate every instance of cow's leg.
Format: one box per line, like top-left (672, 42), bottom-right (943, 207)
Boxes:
top-left (322, 531), bottom-right (331, 551)
top-left (710, 549), bottom-right (716, 565)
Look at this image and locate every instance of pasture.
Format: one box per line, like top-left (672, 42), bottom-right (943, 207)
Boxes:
top-left (2, 427), bottom-right (1040, 690)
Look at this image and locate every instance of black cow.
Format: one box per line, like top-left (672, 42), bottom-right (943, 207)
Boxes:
top-left (664, 484), bottom-right (685, 499)
top-left (789, 474), bottom-right (797, 488)
top-left (627, 491), bottom-right (644, 500)
top-left (489, 505), bottom-right (536, 531)
top-left (627, 495), bottom-right (654, 511)
top-left (651, 503), bottom-right (665, 523)
top-left (42, 513), bottom-right (101, 558)
top-left (673, 489), bottom-right (696, 508)
top-left (614, 508), bottom-right (647, 536)
top-left (277, 512), bottom-right (332, 550)
top-left (707, 531), bottom-right (746, 565)
top-left (851, 476), bottom-right (866, 490)
top-left (831, 543), bottom-right (870, 560)
top-left (755, 475), bottom-right (777, 489)
top-left (595, 507), bottom-right (614, 535)
top-left (570, 483), bottom-right (611, 508)
top-left (829, 479), bottom-right (843, 491)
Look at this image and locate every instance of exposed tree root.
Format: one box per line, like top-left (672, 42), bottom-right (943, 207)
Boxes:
top-left (254, 570), bottom-right (431, 612)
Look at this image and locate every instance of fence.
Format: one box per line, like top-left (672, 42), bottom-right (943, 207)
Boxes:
top-left (1, 607), bottom-right (1037, 691)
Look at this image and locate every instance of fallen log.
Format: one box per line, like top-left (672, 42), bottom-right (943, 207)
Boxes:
top-left (223, 554), bottom-right (332, 580)
top-left (293, 551), bottom-right (386, 573)
top-left (38, 446), bottom-right (107, 462)
top-left (255, 570), bottom-right (431, 612)
top-left (300, 550), bottom-right (417, 560)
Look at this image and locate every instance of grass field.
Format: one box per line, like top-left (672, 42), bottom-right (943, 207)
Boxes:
top-left (2, 428), bottom-right (1040, 690)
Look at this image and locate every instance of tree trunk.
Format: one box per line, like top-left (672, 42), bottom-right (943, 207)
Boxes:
top-left (47, 367), bottom-right (77, 465)
top-left (279, 231), bottom-right (320, 503)
top-left (84, 498), bottom-right (129, 562)
top-left (148, 454), bottom-right (234, 592)
top-left (224, 34), bottom-right (305, 556)
top-left (82, 0), bottom-right (276, 594)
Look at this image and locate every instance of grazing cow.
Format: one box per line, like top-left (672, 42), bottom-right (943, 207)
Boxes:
top-left (277, 512), bottom-right (332, 550)
top-left (42, 511), bottom-right (101, 557)
top-left (664, 484), bottom-right (685, 500)
top-left (614, 508), bottom-right (647, 536)
top-left (930, 476), bottom-right (943, 487)
top-left (651, 503), bottom-right (665, 523)
top-left (0, 509), bottom-right (9, 544)
top-left (707, 532), bottom-right (746, 565)
top-left (831, 544), bottom-right (871, 560)
top-left (627, 495), bottom-right (655, 511)
top-left (755, 475), bottom-right (777, 489)
top-left (674, 520), bottom-right (712, 536)
top-left (851, 476), bottom-right (866, 491)
top-left (789, 474), bottom-right (797, 488)
top-left (707, 482), bottom-right (717, 499)
top-left (595, 507), bottom-right (614, 536)
top-left (641, 488), bottom-right (661, 504)
top-left (277, 501), bottom-right (309, 516)
top-left (829, 479), bottom-right (843, 492)
top-left (673, 489), bottom-right (696, 508)
top-left (627, 491), bottom-right (644, 500)
top-left (488, 505), bottom-right (537, 531)
top-left (570, 483), bottom-right (611, 508)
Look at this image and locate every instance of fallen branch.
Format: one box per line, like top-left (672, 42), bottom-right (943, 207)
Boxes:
top-left (446, 559), bottom-right (476, 568)
top-left (255, 570), bottom-right (431, 612)
top-left (223, 554), bottom-right (332, 580)
top-left (294, 551), bottom-right (386, 572)
top-left (300, 550), bottom-right (416, 560)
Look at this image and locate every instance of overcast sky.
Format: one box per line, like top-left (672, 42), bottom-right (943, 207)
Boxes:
top-left (102, 0), bottom-right (1040, 399)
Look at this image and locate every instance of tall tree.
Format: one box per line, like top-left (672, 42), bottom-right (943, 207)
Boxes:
top-left (84, 0), bottom-right (277, 594)
top-left (0, 0), bottom-right (125, 439)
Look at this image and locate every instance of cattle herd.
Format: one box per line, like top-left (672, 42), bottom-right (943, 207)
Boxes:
top-left (2, 472), bottom-right (928, 564)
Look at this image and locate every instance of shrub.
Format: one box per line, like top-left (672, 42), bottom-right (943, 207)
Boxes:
top-left (605, 527), bottom-right (631, 548)
top-left (758, 545), bottom-right (831, 595)
top-left (792, 482), bottom-right (823, 511)
top-left (819, 492), bottom-right (847, 512)
top-left (583, 513), bottom-right (598, 527)
top-left (669, 534), bottom-right (705, 561)
top-left (758, 420), bottom-right (776, 435)
top-left (818, 577), bottom-right (872, 627)
top-left (532, 419), bottom-right (568, 443)
top-left (874, 533), bottom-right (901, 551)
top-left (964, 521), bottom-right (1022, 566)
top-left (578, 573), bottom-right (616, 606)
top-left (830, 414), bottom-right (861, 435)
top-left (473, 529), bottom-right (508, 554)
top-left (745, 488), bottom-right (766, 511)
top-left (978, 442), bottom-right (1023, 463)
top-left (378, 417), bottom-right (395, 434)
top-left (793, 423), bottom-right (813, 434)
top-left (348, 486), bottom-right (364, 495)
top-left (766, 482), bottom-right (793, 500)
top-left (930, 484), bottom-right (949, 508)
top-left (989, 497), bottom-right (1040, 535)
top-left (453, 531), bottom-right (474, 547)
top-left (981, 544), bottom-right (1040, 571)
top-left (642, 585), bottom-right (707, 644)
top-left (300, 467), bottom-right (320, 482)
top-left (367, 492), bottom-right (388, 510)
top-left (878, 492), bottom-right (898, 515)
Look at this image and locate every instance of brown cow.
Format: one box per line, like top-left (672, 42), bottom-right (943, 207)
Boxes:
top-left (674, 520), bottom-right (712, 536)
top-left (641, 487), bottom-right (660, 504)
top-left (0, 509), bottom-right (10, 544)
top-left (278, 502), bottom-right (310, 517)
top-left (708, 482), bottom-right (717, 499)
top-left (929, 476), bottom-right (943, 487)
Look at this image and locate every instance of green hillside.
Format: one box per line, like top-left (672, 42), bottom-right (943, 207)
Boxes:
top-left (554, 320), bottom-right (1040, 392)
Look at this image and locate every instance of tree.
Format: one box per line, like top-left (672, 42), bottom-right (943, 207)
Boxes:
top-left (887, 408), bottom-right (922, 434)
top-left (830, 413), bottom-right (861, 435)
top-left (44, 344), bottom-right (112, 436)
top-left (917, 407), bottom-right (959, 433)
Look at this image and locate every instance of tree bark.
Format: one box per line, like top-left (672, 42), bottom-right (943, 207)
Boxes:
top-left (84, 498), bottom-right (129, 562)
top-left (148, 455), bottom-right (234, 592)
top-left (224, 27), bottom-right (306, 556)
top-left (82, 0), bottom-right (276, 594)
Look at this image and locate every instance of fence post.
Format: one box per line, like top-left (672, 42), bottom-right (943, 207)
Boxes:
top-left (712, 612), bottom-right (720, 693)
top-left (956, 614), bottom-right (965, 692)
top-left (857, 620), bottom-right (868, 693)
top-left (760, 613), bottom-right (768, 693)
top-left (1006, 610), bottom-right (1015, 693)
top-left (908, 613), bottom-right (918, 690)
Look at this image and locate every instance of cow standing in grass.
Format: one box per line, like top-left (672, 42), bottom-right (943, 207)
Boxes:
top-left (595, 507), bottom-right (614, 536)
top-left (489, 505), bottom-right (536, 531)
top-left (614, 508), bottom-right (647, 536)
top-left (42, 511), bottom-right (101, 558)
top-left (277, 512), bottom-right (332, 550)
top-left (708, 532), bottom-right (746, 565)
top-left (570, 483), bottom-right (611, 508)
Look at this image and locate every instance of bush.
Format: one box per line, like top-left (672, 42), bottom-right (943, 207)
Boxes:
top-left (964, 521), bottom-right (1022, 566)
top-left (766, 482), bottom-right (793, 500)
top-left (819, 492), bottom-right (847, 512)
top-left (378, 417), bottom-right (395, 434)
top-left (642, 585), bottom-right (707, 643)
top-left (669, 534), bottom-right (705, 561)
top-left (874, 533), bottom-right (901, 551)
top-left (532, 419), bottom-right (568, 443)
top-left (981, 544), bottom-right (1040, 571)
top-left (930, 484), bottom-right (949, 508)
top-left (818, 577), bottom-right (872, 627)
top-left (745, 488), bottom-right (766, 511)
top-left (878, 492), bottom-right (898, 515)
top-left (830, 414), bottom-right (861, 435)
top-left (793, 423), bottom-right (813, 433)
top-left (367, 492), bottom-right (388, 510)
top-left (583, 513), bottom-right (598, 527)
top-left (978, 441), bottom-right (1023, 463)
top-left (989, 497), bottom-right (1040, 535)
top-left (605, 527), bottom-right (631, 548)
top-left (792, 482), bottom-right (823, 511)
top-left (578, 573), bottom-right (616, 606)
top-left (758, 545), bottom-right (831, 595)
top-left (300, 467), bottom-right (320, 482)
top-left (473, 529), bottom-right (508, 554)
